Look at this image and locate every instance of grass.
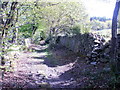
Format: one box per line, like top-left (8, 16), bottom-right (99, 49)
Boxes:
top-left (41, 46), bottom-right (60, 66)
top-left (46, 52), bottom-right (59, 66)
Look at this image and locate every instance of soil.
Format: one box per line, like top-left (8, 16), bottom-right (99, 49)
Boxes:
top-left (1, 45), bottom-right (111, 89)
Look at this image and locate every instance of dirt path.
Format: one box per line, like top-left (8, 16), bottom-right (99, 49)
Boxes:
top-left (2, 45), bottom-right (111, 89)
top-left (2, 45), bottom-right (77, 88)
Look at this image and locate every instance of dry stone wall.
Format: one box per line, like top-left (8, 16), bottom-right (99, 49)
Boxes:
top-left (56, 33), bottom-right (111, 63)
top-left (58, 33), bottom-right (100, 55)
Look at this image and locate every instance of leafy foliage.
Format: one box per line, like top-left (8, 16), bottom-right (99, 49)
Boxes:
top-left (0, 1), bottom-right (91, 69)
top-left (19, 24), bottom-right (34, 38)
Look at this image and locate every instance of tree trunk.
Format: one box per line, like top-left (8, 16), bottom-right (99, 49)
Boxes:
top-left (12, 8), bottom-right (19, 44)
top-left (111, 1), bottom-right (120, 73)
top-left (1, 2), bottom-right (18, 66)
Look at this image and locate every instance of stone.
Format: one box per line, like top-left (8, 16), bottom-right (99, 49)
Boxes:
top-left (103, 68), bottom-right (111, 72)
top-left (25, 38), bottom-right (32, 48)
top-left (39, 40), bottom-right (45, 45)
top-left (28, 73), bottom-right (33, 77)
top-left (91, 54), bottom-right (98, 58)
top-left (90, 62), bottom-right (97, 65)
top-left (101, 38), bottom-right (106, 42)
top-left (87, 53), bottom-right (91, 57)
top-left (100, 58), bottom-right (109, 63)
top-left (35, 81), bottom-right (51, 88)
top-left (94, 40), bottom-right (101, 44)
top-left (93, 47), bottom-right (102, 53)
top-left (104, 48), bottom-right (110, 54)
top-left (91, 57), bottom-right (97, 61)
top-left (91, 51), bottom-right (98, 54)
top-left (94, 44), bottom-right (99, 47)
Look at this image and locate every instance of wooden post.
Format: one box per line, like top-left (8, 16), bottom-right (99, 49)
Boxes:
top-left (111, 1), bottom-right (120, 73)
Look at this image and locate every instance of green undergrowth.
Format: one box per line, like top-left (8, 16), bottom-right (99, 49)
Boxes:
top-left (45, 47), bottom-right (59, 66)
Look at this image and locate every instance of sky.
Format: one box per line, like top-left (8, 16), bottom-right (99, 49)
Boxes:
top-left (82, 0), bottom-right (116, 18)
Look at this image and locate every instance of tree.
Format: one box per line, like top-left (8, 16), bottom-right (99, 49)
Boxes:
top-left (15, 1), bottom-right (89, 44)
top-left (0, 1), bottom-right (18, 67)
top-left (40, 2), bottom-right (89, 37)
top-left (111, 0), bottom-right (120, 73)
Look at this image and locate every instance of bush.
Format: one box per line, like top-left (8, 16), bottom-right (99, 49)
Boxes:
top-left (70, 24), bottom-right (90, 35)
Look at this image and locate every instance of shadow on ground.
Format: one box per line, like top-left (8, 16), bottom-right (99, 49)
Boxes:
top-left (2, 44), bottom-right (112, 89)
top-left (32, 45), bottom-right (79, 67)
top-left (35, 48), bottom-right (48, 53)
top-left (46, 59), bottom-right (111, 88)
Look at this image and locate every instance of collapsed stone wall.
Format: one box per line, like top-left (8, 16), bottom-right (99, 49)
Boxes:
top-left (56, 33), bottom-right (111, 63)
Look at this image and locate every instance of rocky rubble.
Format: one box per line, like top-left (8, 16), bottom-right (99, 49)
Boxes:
top-left (86, 33), bottom-right (111, 64)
